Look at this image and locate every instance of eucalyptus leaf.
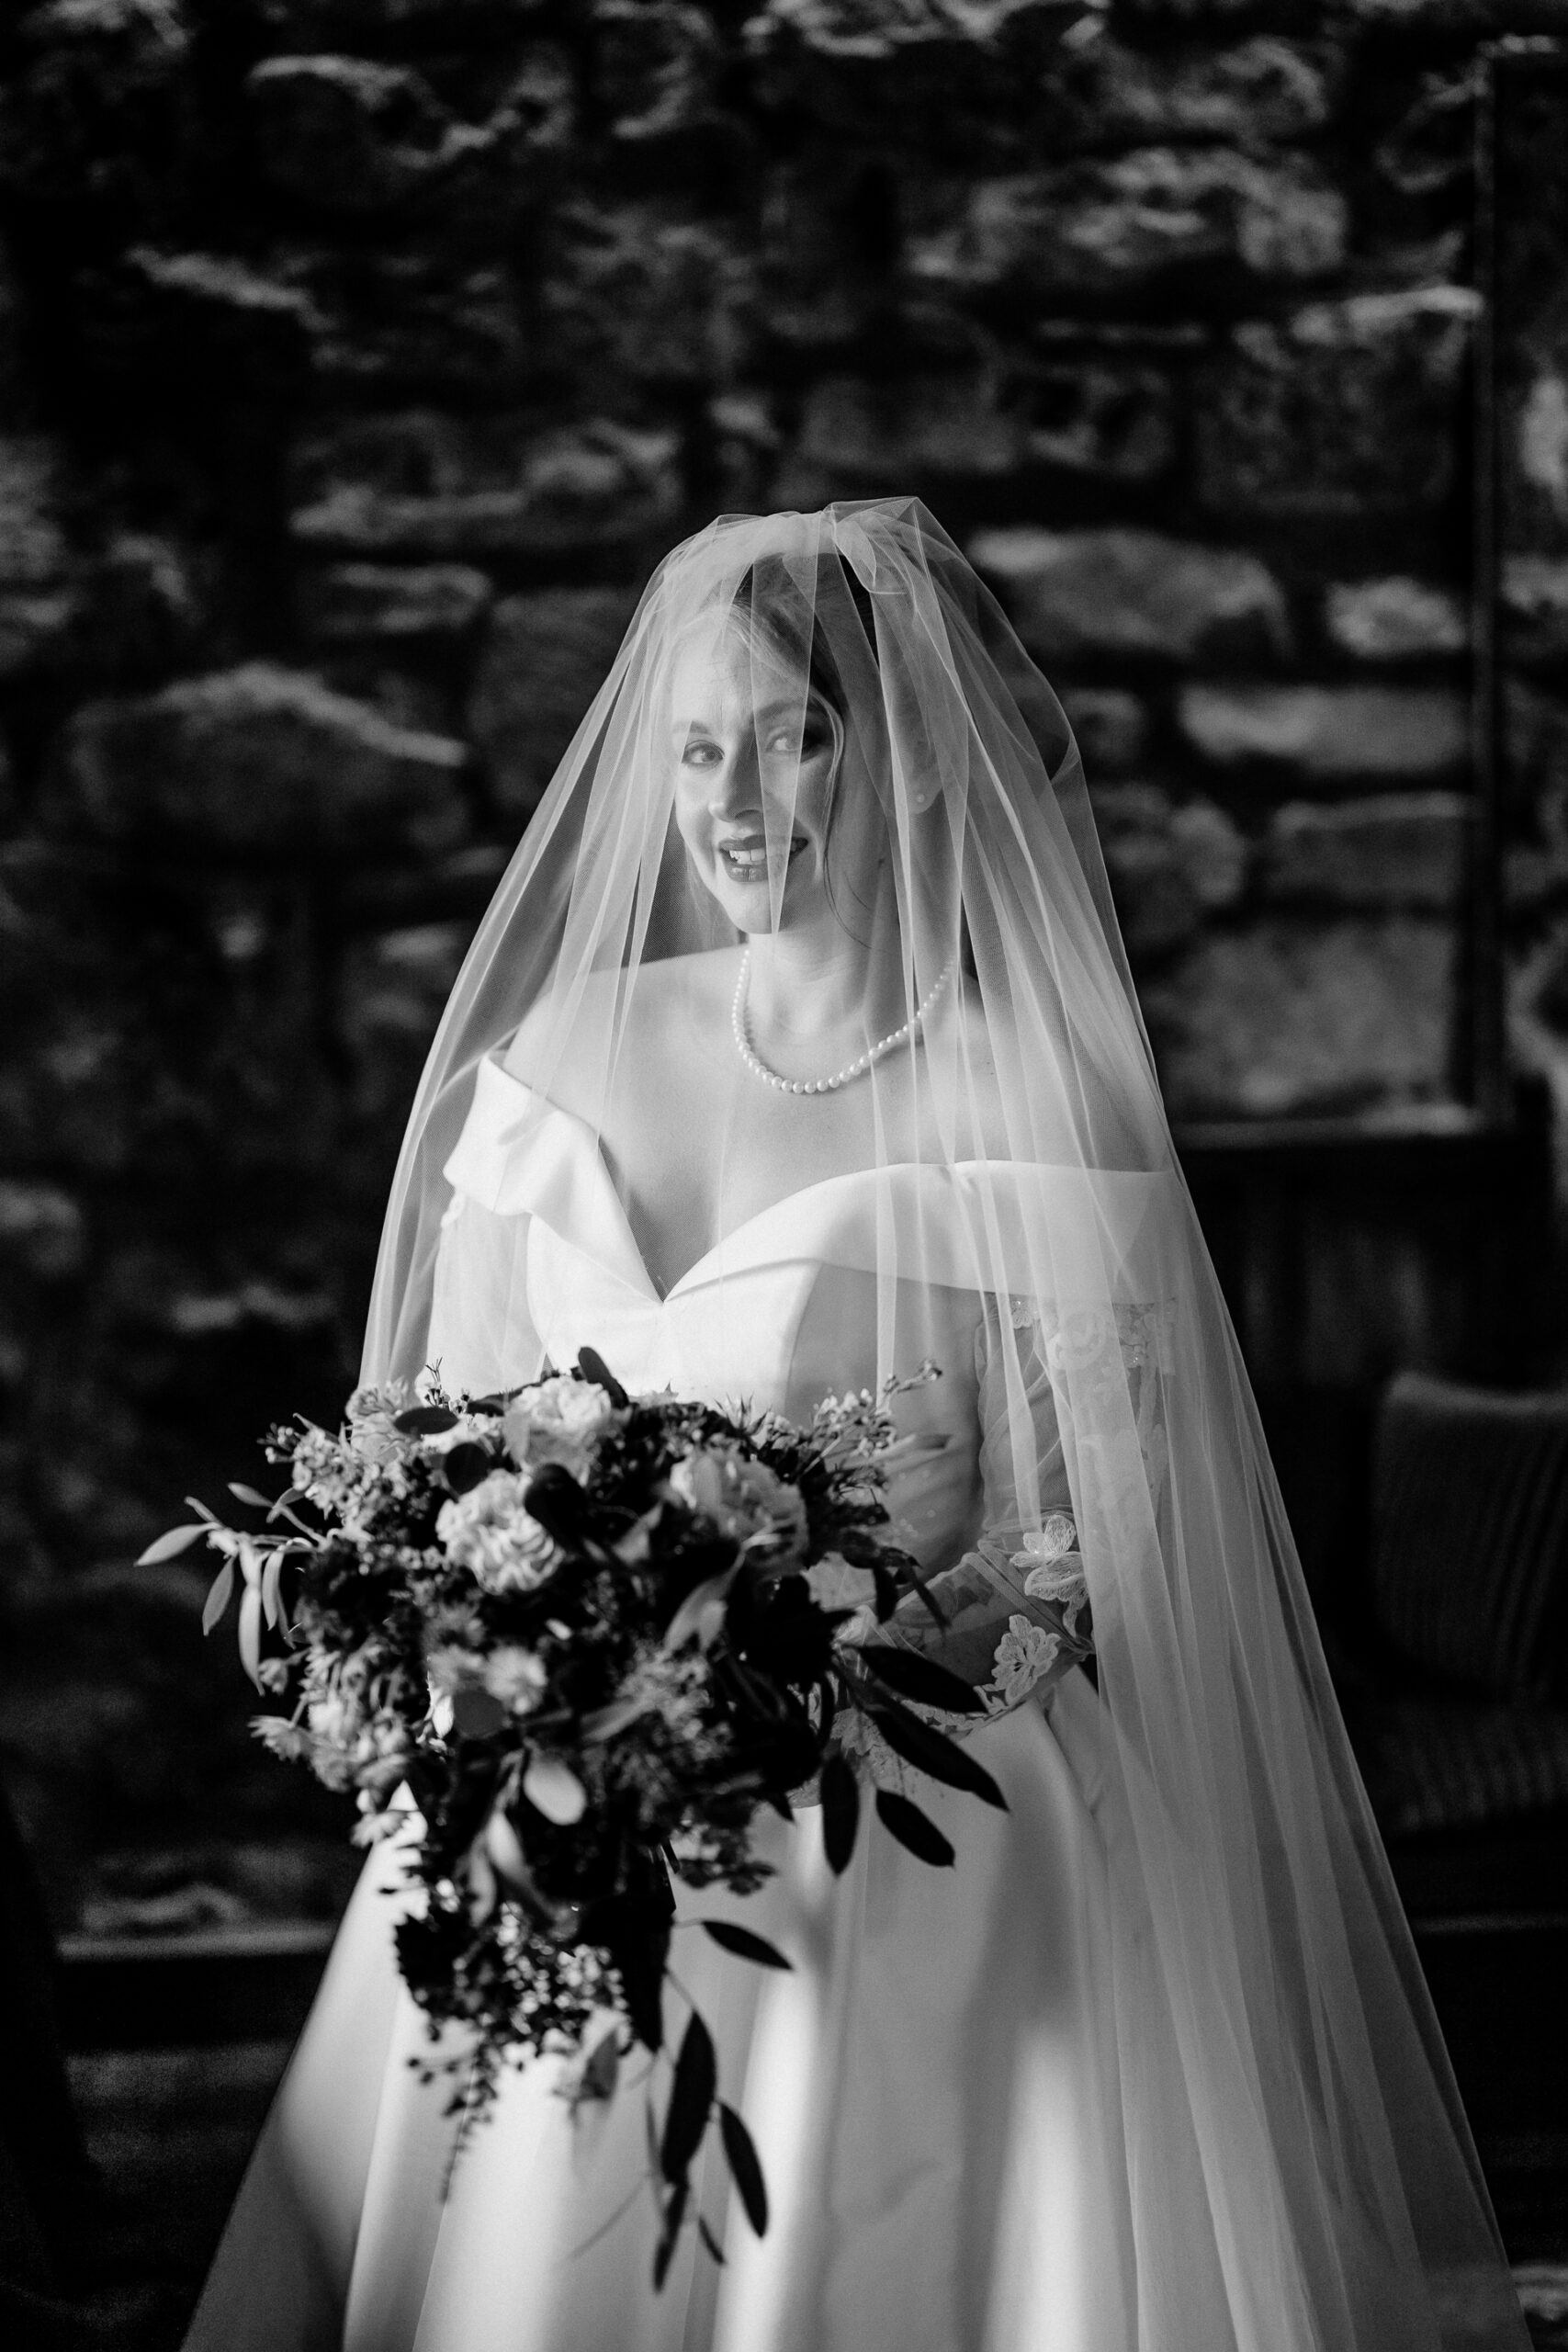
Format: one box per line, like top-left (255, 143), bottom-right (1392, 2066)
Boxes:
top-left (874, 1787), bottom-right (954, 1867)
top-left (227, 1481), bottom-right (271, 1510)
top-left (483, 1811), bottom-right (528, 1896)
top-left (238, 1585), bottom-right (263, 1690)
top-left (819, 1753), bottom-right (859, 1875)
top-left (869, 1704), bottom-right (1008, 1810)
top-left (718, 2101), bottom-right (768, 2235)
top-left (697, 2214), bottom-right (726, 2266)
top-left (660, 2011), bottom-right (716, 2185)
top-left (393, 1405), bottom-right (458, 1435)
top-left (652, 2177), bottom-right (688, 2290)
top-left (522, 1754), bottom-right (587, 1826)
top-left (260, 1549), bottom-right (285, 1632)
top-left (200, 1560), bottom-right (235, 1635)
top-left (577, 1346), bottom-right (628, 1408)
top-left (663, 1567), bottom-right (738, 1655)
top-left (442, 1442), bottom-right (491, 1496)
top-left (136, 1523), bottom-right (209, 1566)
top-left (699, 1919), bottom-right (791, 1970)
top-left (858, 1645), bottom-right (984, 1714)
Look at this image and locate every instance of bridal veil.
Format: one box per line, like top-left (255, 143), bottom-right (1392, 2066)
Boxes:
top-left (360, 499), bottom-right (1526, 2351)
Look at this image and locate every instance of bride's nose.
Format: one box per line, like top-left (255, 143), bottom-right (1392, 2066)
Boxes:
top-left (708, 732), bottom-right (762, 815)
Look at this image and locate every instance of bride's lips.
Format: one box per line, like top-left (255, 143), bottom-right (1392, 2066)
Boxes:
top-left (716, 833), bottom-right (807, 882)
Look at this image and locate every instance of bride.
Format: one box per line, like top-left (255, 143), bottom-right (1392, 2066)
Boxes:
top-left (184, 502), bottom-right (1528, 2351)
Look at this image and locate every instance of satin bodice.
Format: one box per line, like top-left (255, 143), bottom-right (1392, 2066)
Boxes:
top-left (436, 1057), bottom-right (992, 1576)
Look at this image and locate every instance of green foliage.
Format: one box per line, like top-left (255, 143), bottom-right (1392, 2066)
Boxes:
top-left (162, 1352), bottom-right (992, 2280)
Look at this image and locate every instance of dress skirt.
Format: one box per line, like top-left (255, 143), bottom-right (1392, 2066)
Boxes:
top-left (183, 1679), bottom-right (1190, 2352)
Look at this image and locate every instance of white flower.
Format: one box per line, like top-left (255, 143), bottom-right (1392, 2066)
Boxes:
top-left (502, 1377), bottom-right (622, 1478)
top-left (426, 1645), bottom-right (529, 1736)
top-left (670, 1448), bottom-right (807, 1551)
top-left (988, 1614), bottom-right (1062, 1708)
top-left (483, 1644), bottom-right (548, 1715)
top-left (419, 1415), bottom-right (498, 1457)
top-left (804, 1552), bottom-right (880, 1612)
top-left (290, 1425), bottom-right (372, 1515)
top-left (307, 1688), bottom-right (358, 1748)
top-left (344, 1384), bottom-right (409, 1464)
top-left (437, 1471), bottom-right (558, 1592)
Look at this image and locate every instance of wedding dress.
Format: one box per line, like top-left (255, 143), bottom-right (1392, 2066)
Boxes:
top-left (186, 1061), bottom-right (1152, 2352)
top-left (184, 502), bottom-right (1528, 2351)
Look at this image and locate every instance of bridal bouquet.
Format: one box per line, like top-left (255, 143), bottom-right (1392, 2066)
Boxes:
top-left (145, 1351), bottom-right (1006, 2282)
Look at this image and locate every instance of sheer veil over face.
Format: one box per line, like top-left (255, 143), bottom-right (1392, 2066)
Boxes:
top-left (362, 502), bottom-right (1525, 2351)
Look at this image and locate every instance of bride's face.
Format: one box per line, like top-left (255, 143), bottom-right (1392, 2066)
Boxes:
top-left (669, 625), bottom-right (853, 933)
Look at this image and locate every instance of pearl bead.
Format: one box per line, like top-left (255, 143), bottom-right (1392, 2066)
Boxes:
top-left (731, 951), bottom-right (953, 1096)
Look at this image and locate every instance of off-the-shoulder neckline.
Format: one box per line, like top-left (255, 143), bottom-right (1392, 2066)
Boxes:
top-left (462, 1057), bottom-right (928, 1301)
top-left (446, 1055), bottom-right (1170, 1305)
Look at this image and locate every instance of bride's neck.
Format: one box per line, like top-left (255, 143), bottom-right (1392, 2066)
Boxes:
top-left (745, 921), bottom-right (904, 1046)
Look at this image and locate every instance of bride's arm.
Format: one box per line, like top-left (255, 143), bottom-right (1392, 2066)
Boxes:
top-left (860, 1297), bottom-right (1095, 1729)
top-left (425, 1188), bottom-right (547, 1397)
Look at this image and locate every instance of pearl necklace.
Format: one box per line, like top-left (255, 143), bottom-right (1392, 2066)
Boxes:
top-left (731, 950), bottom-right (953, 1097)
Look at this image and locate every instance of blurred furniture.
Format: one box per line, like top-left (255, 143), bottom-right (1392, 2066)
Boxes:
top-left (1181, 1104), bottom-right (1567, 2248)
top-left (1329, 1369), bottom-right (1568, 2240)
top-left (0, 1782), bottom-right (178, 2349)
top-left (1350, 1371), bottom-right (1568, 1917)
top-left (1180, 1105), bottom-right (1556, 1626)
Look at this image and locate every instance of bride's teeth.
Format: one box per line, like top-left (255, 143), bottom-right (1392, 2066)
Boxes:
top-left (720, 837), bottom-right (805, 876)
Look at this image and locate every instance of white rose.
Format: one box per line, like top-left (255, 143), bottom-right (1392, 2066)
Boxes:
top-left (502, 1377), bottom-right (620, 1477)
top-left (437, 1471), bottom-right (559, 1593)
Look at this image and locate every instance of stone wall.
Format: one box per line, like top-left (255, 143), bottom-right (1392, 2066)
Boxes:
top-left (1, 0), bottom-right (1564, 1918)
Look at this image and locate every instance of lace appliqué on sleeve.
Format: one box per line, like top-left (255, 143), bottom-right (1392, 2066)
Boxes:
top-left (856, 1298), bottom-right (1097, 1735)
top-left (1019, 1295), bottom-right (1175, 1521)
top-left (982, 1614), bottom-right (1065, 1712)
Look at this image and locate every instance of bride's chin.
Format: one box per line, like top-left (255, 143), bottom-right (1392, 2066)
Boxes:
top-left (711, 860), bottom-right (819, 923)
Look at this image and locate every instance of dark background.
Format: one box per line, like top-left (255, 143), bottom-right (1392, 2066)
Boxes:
top-left (3, 0), bottom-right (1568, 2335)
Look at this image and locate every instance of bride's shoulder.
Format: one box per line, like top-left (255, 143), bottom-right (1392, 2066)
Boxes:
top-left (501, 949), bottom-right (739, 1097)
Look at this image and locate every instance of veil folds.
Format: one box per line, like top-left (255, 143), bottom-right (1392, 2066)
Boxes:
top-left (362, 501), bottom-right (1525, 2350)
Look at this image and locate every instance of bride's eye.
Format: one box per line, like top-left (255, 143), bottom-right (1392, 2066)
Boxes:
top-left (765, 721), bottom-right (829, 759)
top-left (680, 737), bottom-right (722, 768)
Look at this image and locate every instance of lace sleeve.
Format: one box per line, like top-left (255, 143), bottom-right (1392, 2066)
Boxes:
top-left (859, 1296), bottom-right (1095, 1736)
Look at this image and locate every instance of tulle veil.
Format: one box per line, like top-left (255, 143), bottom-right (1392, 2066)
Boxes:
top-left (361, 498), bottom-right (1527, 2351)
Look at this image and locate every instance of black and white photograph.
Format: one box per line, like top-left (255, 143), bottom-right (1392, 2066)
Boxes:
top-left (2, 2), bottom-right (1568, 2347)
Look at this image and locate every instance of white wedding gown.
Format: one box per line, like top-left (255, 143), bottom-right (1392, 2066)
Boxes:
top-left (179, 1061), bottom-right (1244, 2352)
